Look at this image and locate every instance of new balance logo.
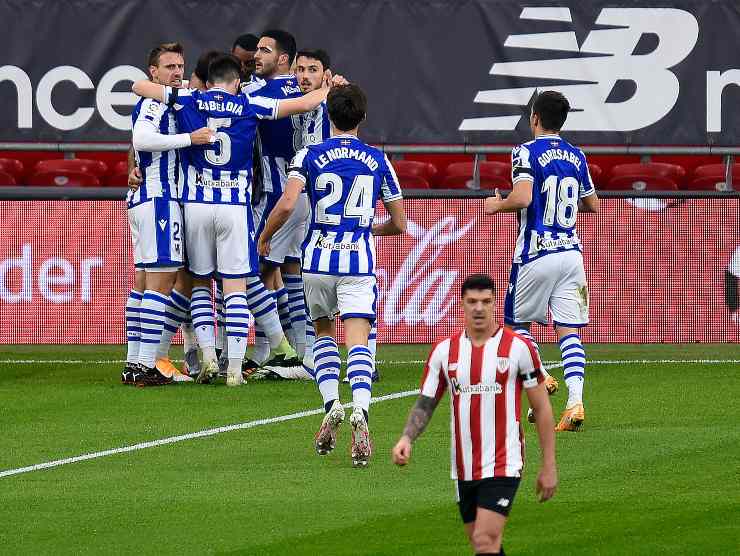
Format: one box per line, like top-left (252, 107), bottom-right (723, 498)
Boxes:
top-left (158, 219), bottom-right (167, 230)
top-left (460, 7), bottom-right (699, 132)
top-left (497, 498), bottom-right (510, 508)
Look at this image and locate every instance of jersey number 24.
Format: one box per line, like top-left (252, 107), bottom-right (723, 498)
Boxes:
top-left (314, 172), bottom-right (374, 227)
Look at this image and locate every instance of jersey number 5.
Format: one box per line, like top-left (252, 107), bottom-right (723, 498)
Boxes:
top-left (205, 117), bottom-right (232, 166)
top-left (542, 175), bottom-right (578, 228)
top-left (314, 173), bottom-right (374, 227)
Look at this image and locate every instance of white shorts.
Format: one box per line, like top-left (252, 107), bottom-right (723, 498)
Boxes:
top-left (303, 274), bottom-right (377, 322)
top-left (504, 250), bottom-right (589, 328)
top-left (183, 203), bottom-right (258, 278)
top-left (254, 193), bottom-right (309, 265)
top-left (127, 198), bottom-right (184, 271)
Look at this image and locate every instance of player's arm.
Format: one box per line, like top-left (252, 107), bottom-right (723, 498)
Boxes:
top-left (578, 153), bottom-right (599, 213)
top-left (579, 192), bottom-right (599, 213)
top-left (393, 341), bottom-right (446, 466)
top-left (373, 199), bottom-right (407, 236)
top-left (274, 73), bottom-right (348, 118)
top-left (519, 338), bottom-right (557, 502)
top-left (484, 180), bottom-right (533, 214)
top-left (131, 81), bottom-right (166, 102)
top-left (257, 177), bottom-right (303, 257)
top-left (526, 384), bottom-right (557, 502)
top-left (374, 155), bottom-right (407, 236)
top-left (127, 145), bottom-right (142, 190)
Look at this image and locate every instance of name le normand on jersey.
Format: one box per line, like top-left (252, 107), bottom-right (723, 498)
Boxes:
top-left (314, 145), bottom-right (380, 172)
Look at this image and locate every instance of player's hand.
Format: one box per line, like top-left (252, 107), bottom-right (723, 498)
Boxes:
top-left (535, 464), bottom-right (557, 502)
top-left (483, 188), bottom-right (504, 215)
top-left (392, 435), bottom-right (413, 466)
top-left (257, 235), bottom-right (271, 257)
top-left (322, 69), bottom-right (333, 88)
top-left (128, 167), bottom-right (142, 190)
top-left (190, 127), bottom-right (216, 145)
top-left (330, 73), bottom-right (349, 87)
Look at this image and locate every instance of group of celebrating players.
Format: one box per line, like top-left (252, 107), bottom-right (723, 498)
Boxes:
top-left (121, 27), bottom-right (600, 555)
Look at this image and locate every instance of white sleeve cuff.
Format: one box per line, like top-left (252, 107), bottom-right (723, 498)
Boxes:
top-left (133, 120), bottom-right (191, 152)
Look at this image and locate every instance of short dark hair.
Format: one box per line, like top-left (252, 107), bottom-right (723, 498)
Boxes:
top-left (531, 90), bottom-right (570, 131)
top-left (261, 29), bottom-right (297, 65)
top-left (461, 274), bottom-right (496, 297)
top-left (194, 50), bottom-right (223, 85)
top-left (296, 49), bottom-right (331, 71)
top-left (208, 54), bottom-right (241, 84)
top-left (147, 42), bottom-right (184, 68)
top-left (232, 33), bottom-right (258, 52)
top-left (327, 84), bottom-right (367, 131)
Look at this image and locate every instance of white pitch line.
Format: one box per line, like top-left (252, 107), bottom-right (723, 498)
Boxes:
top-left (0, 389), bottom-right (419, 480)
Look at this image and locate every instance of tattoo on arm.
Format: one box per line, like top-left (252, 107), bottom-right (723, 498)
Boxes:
top-left (402, 395), bottom-right (439, 442)
top-left (127, 145), bottom-right (136, 173)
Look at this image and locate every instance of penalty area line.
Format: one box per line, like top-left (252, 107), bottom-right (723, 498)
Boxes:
top-left (0, 389), bottom-right (419, 480)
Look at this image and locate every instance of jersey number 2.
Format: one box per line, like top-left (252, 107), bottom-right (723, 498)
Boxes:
top-left (314, 173), bottom-right (374, 227)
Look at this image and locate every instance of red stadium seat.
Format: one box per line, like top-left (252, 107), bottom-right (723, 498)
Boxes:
top-left (397, 175), bottom-right (430, 189)
top-left (691, 163), bottom-right (740, 180)
top-left (34, 158), bottom-right (109, 178)
top-left (587, 163), bottom-right (603, 183)
top-left (28, 170), bottom-right (101, 187)
top-left (606, 174), bottom-right (678, 191)
top-left (392, 160), bottom-right (437, 180)
top-left (687, 176), bottom-right (737, 192)
top-left (106, 171), bottom-right (130, 187)
top-left (609, 162), bottom-right (686, 181)
top-left (0, 158), bottom-right (24, 180)
top-left (440, 174), bottom-right (511, 190)
top-left (0, 169), bottom-right (17, 186)
top-left (113, 160), bottom-right (129, 174)
top-left (445, 161), bottom-right (509, 178)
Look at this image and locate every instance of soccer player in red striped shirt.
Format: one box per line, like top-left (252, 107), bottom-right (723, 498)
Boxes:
top-left (393, 274), bottom-right (557, 556)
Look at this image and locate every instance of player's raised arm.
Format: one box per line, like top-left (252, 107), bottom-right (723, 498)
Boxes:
top-left (275, 74), bottom-right (348, 118)
top-left (132, 80), bottom-right (166, 102)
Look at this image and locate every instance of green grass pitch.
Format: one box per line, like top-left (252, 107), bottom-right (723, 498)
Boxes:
top-left (0, 343), bottom-right (738, 555)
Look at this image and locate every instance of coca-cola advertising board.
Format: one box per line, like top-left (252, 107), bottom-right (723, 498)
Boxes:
top-left (0, 199), bottom-right (738, 344)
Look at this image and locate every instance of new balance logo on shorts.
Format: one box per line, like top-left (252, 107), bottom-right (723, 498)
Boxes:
top-left (497, 498), bottom-right (510, 508)
top-left (459, 7), bottom-right (699, 132)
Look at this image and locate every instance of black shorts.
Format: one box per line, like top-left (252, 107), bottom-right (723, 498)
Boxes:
top-left (457, 477), bottom-right (521, 523)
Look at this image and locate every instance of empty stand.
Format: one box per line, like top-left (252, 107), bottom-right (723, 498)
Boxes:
top-left (106, 161), bottom-right (130, 186)
top-left (441, 174), bottom-right (511, 190)
top-left (0, 169), bottom-right (17, 186)
top-left (397, 175), bottom-right (430, 189)
top-left (28, 170), bottom-right (101, 187)
top-left (606, 162), bottom-right (685, 191)
top-left (607, 174), bottom-right (678, 191)
top-left (34, 158), bottom-right (109, 178)
top-left (0, 158), bottom-right (24, 181)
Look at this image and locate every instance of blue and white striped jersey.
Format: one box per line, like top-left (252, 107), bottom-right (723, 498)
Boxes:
top-left (288, 134), bottom-right (403, 276)
top-left (301, 101), bottom-right (331, 147)
top-left (163, 86), bottom-right (279, 205)
top-left (252, 76), bottom-right (304, 196)
top-left (511, 134), bottom-right (595, 264)
top-left (127, 98), bottom-right (179, 209)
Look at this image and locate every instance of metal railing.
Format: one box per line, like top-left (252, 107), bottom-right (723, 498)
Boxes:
top-left (0, 142), bottom-right (737, 190)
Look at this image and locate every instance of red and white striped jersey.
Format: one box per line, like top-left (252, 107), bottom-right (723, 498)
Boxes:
top-left (420, 326), bottom-right (543, 481)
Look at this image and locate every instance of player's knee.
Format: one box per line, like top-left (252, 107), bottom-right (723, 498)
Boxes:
top-left (471, 528), bottom-right (502, 553)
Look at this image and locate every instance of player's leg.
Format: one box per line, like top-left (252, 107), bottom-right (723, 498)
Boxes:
top-left (243, 275), bottom-right (295, 366)
top-left (222, 277), bottom-right (249, 386)
top-left (282, 263), bottom-right (306, 358)
top-left (155, 268), bottom-right (193, 382)
top-left (183, 203), bottom-right (219, 382)
top-left (339, 275), bottom-right (378, 467)
top-left (304, 273), bottom-right (344, 454)
top-left (214, 279), bottom-right (227, 369)
top-left (469, 478), bottom-right (520, 555)
top-left (551, 251), bottom-right (589, 432)
top-left (504, 259), bottom-right (559, 420)
top-left (122, 269), bottom-right (145, 384)
top-left (213, 203), bottom-right (259, 386)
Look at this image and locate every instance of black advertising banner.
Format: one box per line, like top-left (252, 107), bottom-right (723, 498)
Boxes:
top-left (1, 0), bottom-right (739, 145)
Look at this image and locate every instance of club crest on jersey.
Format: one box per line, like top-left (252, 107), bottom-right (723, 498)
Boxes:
top-left (497, 357), bottom-right (510, 374)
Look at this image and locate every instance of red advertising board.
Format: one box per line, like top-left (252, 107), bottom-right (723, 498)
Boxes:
top-left (0, 199), bottom-right (737, 344)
